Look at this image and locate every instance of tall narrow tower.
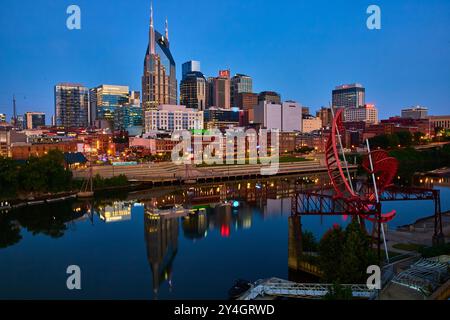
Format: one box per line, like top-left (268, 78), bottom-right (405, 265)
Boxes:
top-left (12, 95), bottom-right (17, 127)
top-left (149, 2), bottom-right (155, 55)
top-left (165, 18), bottom-right (169, 45)
top-left (141, 1), bottom-right (177, 113)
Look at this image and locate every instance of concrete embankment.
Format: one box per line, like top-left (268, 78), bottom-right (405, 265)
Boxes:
top-left (72, 160), bottom-right (346, 184)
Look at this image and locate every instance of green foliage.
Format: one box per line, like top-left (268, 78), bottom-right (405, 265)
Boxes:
top-left (388, 146), bottom-right (450, 184)
top-left (368, 131), bottom-right (414, 149)
top-left (341, 220), bottom-right (378, 283)
top-left (0, 157), bottom-right (20, 198)
top-left (419, 243), bottom-right (450, 258)
top-left (319, 225), bottom-right (345, 283)
top-left (295, 146), bottom-right (315, 154)
top-left (319, 220), bottom-right (377, 284)
top-left (93, 174), bottom-right (129, 189)
top-left (302, 230), bottom-right (318, 252)
top-left (0, 150), bottom-right (73, 199)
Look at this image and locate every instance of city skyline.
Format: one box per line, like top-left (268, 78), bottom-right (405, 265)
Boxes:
top-left (0, 0), bottom-right (449, 121)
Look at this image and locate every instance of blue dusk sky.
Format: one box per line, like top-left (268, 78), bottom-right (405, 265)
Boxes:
top-left (0, 0), bottom-right (449, 121)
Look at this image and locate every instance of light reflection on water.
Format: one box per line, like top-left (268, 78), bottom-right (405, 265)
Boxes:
top-left (0, 174), bottom-right (448, 299)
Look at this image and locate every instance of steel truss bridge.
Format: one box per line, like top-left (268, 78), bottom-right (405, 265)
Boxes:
top-left (292, 184), bottom-right (445, 260)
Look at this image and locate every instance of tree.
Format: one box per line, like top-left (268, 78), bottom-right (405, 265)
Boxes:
top-left (0, 157), bottom-right (19, 198)
top-left (302, 230), bottom-right (318, 252)
top-left (413, 132), bottom-right (425, 145)
top-left (341, 220), bottom-right (377, 283)
top-left (369, 135), bottom-right (390, 149)
top-left (396, 131), bottom-right (413, 147)
top-left (319, 224), bottom-right (345, 283)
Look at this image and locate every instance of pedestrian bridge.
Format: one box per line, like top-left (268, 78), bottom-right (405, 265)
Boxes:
top-left (238, 278), bottom-right (377, 300)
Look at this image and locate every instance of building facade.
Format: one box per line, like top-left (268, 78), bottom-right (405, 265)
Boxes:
top-left (54, 83), bottom-right (89, 128)
top-left (145, 105), bottom-right (203, 132)
top-left (281, 101), bottom-right (303, 132)
top-left (302, 116), bottom-right (322, 133)
top-left (212, 70), bottom-right (231, 109)
top-left (182, 61), bottom-right (201, 80)
top-left (429, 115), bottom-right (450, 130)
top-left (115, 104), bottom-right (144, 136)
top-left (401, 106), bottom-right (429, 120)
top-left (344, 104), bottom-right (379, 124)
top-left (332, 84), bottom-right (365, 109)
top-left (0, 113), bottom-right (6, 123)
top-left (0, 123), bottom-right (12, 157)
top-left (24, 112), bottom-right (45, 129)
top-left (253, 101), bottom-right (302, 132)
top-left (89, 85), bottom-right (130, 125)
top-left (142, 4), bottom-right (177, 112)
top-left (317, 107), bottom-right (333, 128)
top-left (203, 108), bottom-right (240, 130)
top-left (231, 74), bottom-right (252, 108)
top-left (258, 91), bottom-right (281, 105)
top-left (180, 71), bottom-right (207, 110)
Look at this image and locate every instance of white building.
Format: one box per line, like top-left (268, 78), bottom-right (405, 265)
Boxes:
top-left (302, 117), bottom-right (322, 133)
top-left (344, 104), bottom-right (378, 124)
top-left (253, 100), bottom-right (302, 132)
top-left (254, 101), bottom-right (282, 131)
top-left (144, 105), bottom-right (203, 132)
top-left (281, 101), bottom-right (303, 132)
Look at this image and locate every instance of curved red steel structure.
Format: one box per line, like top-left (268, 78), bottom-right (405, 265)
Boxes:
top-left (325, 108), bottom-right (399, 223)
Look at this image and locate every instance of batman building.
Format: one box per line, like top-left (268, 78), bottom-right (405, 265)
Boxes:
top-left (142, 3), bottom-right (177, 112)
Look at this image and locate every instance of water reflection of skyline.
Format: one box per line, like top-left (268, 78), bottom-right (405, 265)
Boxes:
top-left (3, 173), bottom-right (447, 298)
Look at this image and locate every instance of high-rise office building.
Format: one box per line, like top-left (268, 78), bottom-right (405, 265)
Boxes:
top-left (182, 61), bottom-right (201, 80)
top-left (89, 85), bottom-right (130, 125)
top-left (253, 100), bottom-right (302, 132)
top-left (24, 112), bottom-right (46, 129)
top-left (115, 103), bottom-right (143, 136)
top-left (0, 122), bottom-right (12, 157)
top-left (258, 91), bottom-right (281, 105)
top-left (212, 70), bottom-right (231, 109)
top-left (236, 92), bottom-right (258, 110)
top-left (54, 83), bottom-right (89, 128)
top-left (317, 107), bottom-right (333, 128)
top-left (332, 84), bottom-right (365, 109)
top-left (180, 71), bottom-right (207, 110)
top-left (231, 74), bottom-right (252, 108)
top-left (142, 4), bottom-right (177, 112)
top-left (206, 77), bottom-right (215, 108)
top-left (401, 106), bottom-right (428, 120)
top-left (203, 108), bottom-right (240, 130)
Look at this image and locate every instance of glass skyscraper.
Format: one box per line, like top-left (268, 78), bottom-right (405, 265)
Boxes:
top-left (332, 84), bottom-right (365, 109)
top-left (231, 74), bottom-right (253, 108)
top-left (89, 85), bottom-right (130, 125)
top-left (115, 103), bottom-right (143, 135)
top-left (180, 71), bottom-right (207, 110)
top-left (142, 4), bottom-right (177, 112)
top-left (54, 83), bottom-right (89, 128)
top-left (182, 61), bottom-right (201, 80)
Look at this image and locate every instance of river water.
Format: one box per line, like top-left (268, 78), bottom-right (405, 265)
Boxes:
top-left (0, 174), bottom-right (448, 299)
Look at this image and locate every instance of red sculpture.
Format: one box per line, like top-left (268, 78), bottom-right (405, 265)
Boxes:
top-left (325, 108), bottom-right (398, 223)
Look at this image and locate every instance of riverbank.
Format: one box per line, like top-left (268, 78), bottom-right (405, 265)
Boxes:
top-left (387, 211), bottom-right (450, 252)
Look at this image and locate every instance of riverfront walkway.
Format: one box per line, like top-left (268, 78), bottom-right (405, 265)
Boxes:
top-left (72, 160), bottom-right (343, 184)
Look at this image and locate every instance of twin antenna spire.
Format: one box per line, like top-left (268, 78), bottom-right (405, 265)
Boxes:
top-left (149, 1), bottom-right (169, 54)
